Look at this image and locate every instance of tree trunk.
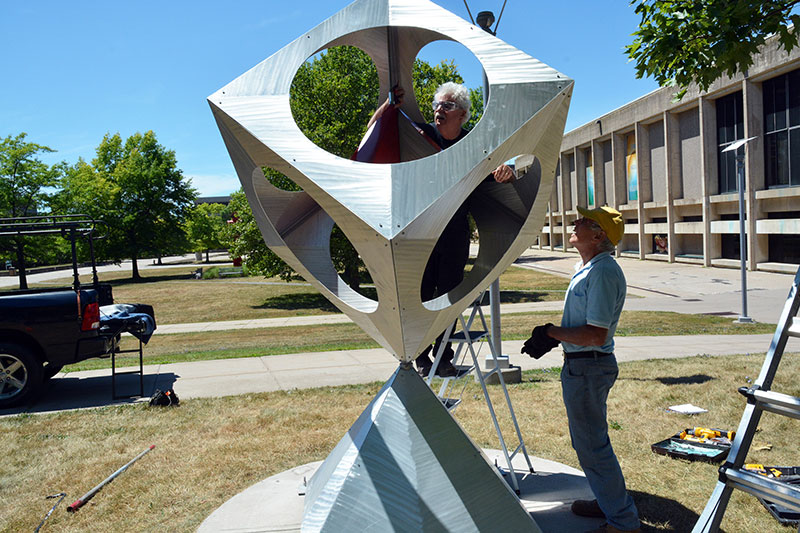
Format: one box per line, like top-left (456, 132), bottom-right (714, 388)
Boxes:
top-left (205, 249), bottom-right (210, 262)
top-left (344, 262), bottom-right (360, 292)
top-left (15, 239), bottom-right (28, 290)
top-left (131, 253), bottom-right (141, 280)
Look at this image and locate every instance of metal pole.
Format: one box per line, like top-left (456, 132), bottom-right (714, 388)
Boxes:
top-left (736, 151), bottom-right (753, 323)
top-left (478, 9), bottom-right (504, 356)
top-left (67, 445), bottom-right (156, 512)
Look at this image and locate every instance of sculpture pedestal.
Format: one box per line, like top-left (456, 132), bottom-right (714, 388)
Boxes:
top-left (198, 451), bottom-right (599, 532)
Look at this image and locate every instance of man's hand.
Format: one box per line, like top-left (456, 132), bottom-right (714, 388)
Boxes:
top-left (521, 323), bottom-right (560, 359)
top-left (491, 163), bottom-right (516, 183)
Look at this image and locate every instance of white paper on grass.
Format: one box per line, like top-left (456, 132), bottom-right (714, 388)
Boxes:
top-left (668, 403), bottom-right (708, 414)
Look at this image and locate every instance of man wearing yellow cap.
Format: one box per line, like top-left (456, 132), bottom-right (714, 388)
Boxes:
top-left (521, 205), bottom-right (640, 533)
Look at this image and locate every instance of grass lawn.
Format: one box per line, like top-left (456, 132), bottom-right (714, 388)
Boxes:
top-left (3, 352), bottom-right (797, 532)
top-left (33, 264), bottom-right (570, 325)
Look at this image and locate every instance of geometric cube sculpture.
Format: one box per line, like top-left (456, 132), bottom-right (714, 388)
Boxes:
top-left (208, 0), bottom-right (573, 362)
top-left (301, 365), bottom-right (542, 532)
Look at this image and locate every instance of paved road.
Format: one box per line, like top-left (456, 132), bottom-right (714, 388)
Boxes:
top-left (1, 249), bottom-right (798, 415)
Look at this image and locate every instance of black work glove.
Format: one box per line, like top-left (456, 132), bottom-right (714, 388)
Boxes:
top-left (521, 323), bottom-right (559, 359)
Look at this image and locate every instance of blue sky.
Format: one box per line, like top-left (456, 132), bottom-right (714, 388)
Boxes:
top-left (1, 1), bottom-right (659, 197)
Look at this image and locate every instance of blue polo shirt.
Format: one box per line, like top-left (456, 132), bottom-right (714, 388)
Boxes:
top-left (561, 252), bottom-right (626, 354)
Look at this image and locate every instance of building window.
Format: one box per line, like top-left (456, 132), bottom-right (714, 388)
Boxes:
top-left (763, 69), bottom-right (800, 188)
top-left (716, 91), bottom-right (743, 193)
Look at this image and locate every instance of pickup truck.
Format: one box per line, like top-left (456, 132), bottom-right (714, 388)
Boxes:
top-left (0, 286), bottom-right (116, 408)
top-left (0, 215), bottom-right (154, 409)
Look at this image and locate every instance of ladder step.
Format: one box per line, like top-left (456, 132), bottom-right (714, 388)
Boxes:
top-left (439, 397), bottom-right (461, 411)
top-left (787, 317), bottom-right (800, 338)
top-left (738, 387), bottom-right (800, 420)
top-left (449, 330), bottom-right (488, 342)
top-left (722, 466), bottom-right (800, 513)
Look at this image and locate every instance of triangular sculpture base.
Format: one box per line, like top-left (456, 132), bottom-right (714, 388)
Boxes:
top-left (302, 364), bottom-right (541, 532)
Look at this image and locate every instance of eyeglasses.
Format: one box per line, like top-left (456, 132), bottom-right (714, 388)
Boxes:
top-left (575, 218), bottom-right (602, 231)
top-left (432, 100), bottom-right (459, 112)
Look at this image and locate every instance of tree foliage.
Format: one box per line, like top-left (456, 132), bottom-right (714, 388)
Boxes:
top-left (59, 131), bottom-right (196, 279)
top-left (229, 46), bottom-right (483, 288)
top-left (0, 133), bottom-right (69, 288)
top-left (222, 190), bottom-right (296, 280)
top-left (627, 0), bottom-right (800, 99)
top-left (186, 202), bottom-right (230, 262)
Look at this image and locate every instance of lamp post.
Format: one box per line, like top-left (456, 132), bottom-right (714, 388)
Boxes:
top-left (722, 136), bottom-right (756, 324)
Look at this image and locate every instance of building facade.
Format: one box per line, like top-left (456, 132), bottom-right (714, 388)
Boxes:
top-left (541, 36), bottom-right (800, 272)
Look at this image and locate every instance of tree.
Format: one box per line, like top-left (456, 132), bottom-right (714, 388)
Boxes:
top-left (0, 133), bottom-right (65, 288)
top-left (59, 131), bottom-right (197, 279)
top-left (222, 189), bottom-right (296, 279)
top-left (187, 203), bottom-right (229, 262)
top-left (229, 46), bottom-right (484, 288)
top-left (627, 0), bottom-right (800, 99)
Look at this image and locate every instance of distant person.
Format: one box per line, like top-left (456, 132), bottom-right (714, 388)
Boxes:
top-left (369, 82), bottom-right (516, 377)
top-left (521, 206), bottom-right (640, 533)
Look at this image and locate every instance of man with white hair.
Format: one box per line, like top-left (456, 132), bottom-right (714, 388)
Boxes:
top-left (369, 82), bottom-right (515, 377)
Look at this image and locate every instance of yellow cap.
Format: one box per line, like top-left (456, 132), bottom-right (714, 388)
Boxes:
top-left (576, 205), bottom-right (624, 245)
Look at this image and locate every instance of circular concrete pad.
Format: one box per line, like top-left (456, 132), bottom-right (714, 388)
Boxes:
top-left (198, 450), bottom-right (602, 532)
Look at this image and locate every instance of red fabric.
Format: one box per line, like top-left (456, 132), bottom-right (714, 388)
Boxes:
top-left (352, 105), bottom-right (401, 163)
top-left (352, 107), bottom-right (441, 163)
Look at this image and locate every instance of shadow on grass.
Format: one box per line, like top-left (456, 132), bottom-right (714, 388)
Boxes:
top-left (656, 374), bottom-right (714, 385)
top-left (257, 293), bottom-right (340, 312)
top-left (475, 290), bottom-right (553, 305)
top-left (630, 489), bottom-right (723, 532)
top-left (620, 374), bottom-right (716, 386)
top-left (515, 256), bottom-right (572, 265)
top-left (258, 287), bottom-right (381, 312)
top-left (98, 271), bottom-right (199, 286)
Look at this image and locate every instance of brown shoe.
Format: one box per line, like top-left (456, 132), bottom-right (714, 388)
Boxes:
top-left (585, 523), bottom-right (641, 533)
top-left (571, 499), bottom-right (604, 518)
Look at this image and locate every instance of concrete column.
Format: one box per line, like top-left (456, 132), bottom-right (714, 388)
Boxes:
top-left (635, 122), bottom-right (650, 259)
top-left (664, 111), bottom-right (679, 262)
top-left (611, 133), bottom-right (625, 208)
top-left (743, 78), bottom-right (766, 267)
top-left (560, 152), bottom-right (570, 251)
top-left (699, 96), bottom-right (717, 267)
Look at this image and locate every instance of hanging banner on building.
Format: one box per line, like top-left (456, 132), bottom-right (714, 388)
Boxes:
top-left (626, 134), bottom-right (638, 201)
top-left (586, 152), bottom-right (594, 206)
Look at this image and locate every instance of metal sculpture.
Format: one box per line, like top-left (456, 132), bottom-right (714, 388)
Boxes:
top-left (209, 0), bottom-right (572, 530)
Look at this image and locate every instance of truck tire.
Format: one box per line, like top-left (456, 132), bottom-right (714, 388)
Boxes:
top-left (0, 343), bottom-right (43, 408)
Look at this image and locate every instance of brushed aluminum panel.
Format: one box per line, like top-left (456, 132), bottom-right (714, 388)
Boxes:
top-left (209, 0), bottom-right (572, 362)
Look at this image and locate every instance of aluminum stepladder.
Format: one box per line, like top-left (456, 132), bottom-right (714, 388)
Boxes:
top-left (422, 290), bottom-right (534, 493)
top-left (693, 265), bottom-right (800, 532)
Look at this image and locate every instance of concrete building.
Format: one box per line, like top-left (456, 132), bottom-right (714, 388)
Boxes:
top-left (542, 34), bottom-right (800, 273)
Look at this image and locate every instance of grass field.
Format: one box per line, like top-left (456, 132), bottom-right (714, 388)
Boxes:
top-left (32, 264), bottom-right (570, 324)
top-left (3, 352), bottom-right (798, 532)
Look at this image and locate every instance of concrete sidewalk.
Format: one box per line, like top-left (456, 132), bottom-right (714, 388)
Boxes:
top-left (8, 332), bottom-right (794, 416)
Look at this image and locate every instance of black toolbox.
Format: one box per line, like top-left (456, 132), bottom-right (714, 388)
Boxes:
top-left (651, 428), bottom-right (733, 463)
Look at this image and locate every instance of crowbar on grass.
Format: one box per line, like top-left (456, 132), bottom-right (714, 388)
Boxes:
top-left (67, 445), bottom-right (155, 513)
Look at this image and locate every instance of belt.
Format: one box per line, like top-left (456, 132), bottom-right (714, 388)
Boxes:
top-left (564, 350), bottom-right (613, 359)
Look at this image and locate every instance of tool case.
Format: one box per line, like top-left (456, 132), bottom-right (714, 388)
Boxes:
top-left (743, 465), bottom-right (800, 526)
top-left (651, 428), bottom-right (733, 463)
